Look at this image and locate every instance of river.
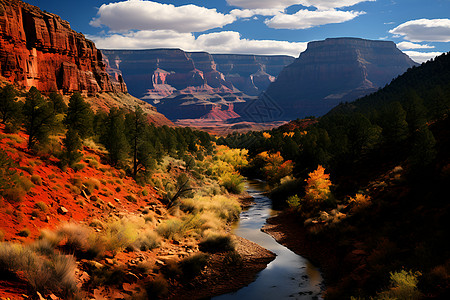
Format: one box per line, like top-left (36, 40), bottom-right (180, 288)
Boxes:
top-left (214, 180), bottom-right (324, 300)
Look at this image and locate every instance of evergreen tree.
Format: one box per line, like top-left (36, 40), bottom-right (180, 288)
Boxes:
top-left (408, 126), bottom-right (437, 172)
top-left (404, 91), bottom-right (427, 134)
top-left (61, 128), bottom-right (83, 166)
top-left (64, 92), bottom-right (93, 139)
top-left (381, 102), bottom-right (409, 145)
top-left (125, 106), bottom-right (153, 179)
top-left (0, 84), bottom-right (21, 126)
top-left (22, 87), bottom-right (55, 150)
top-left (48, 92), bottom-right (67, 114)
top-left (101, 107), bottom-right (129, 166)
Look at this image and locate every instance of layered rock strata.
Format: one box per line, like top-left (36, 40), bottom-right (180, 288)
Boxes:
top-left (262, 38), bottom-right (419, 120)
top-left (0, 0), bottom-right (126, 94)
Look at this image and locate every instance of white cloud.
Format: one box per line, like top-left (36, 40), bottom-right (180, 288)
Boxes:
top-left (226, 0), bottom-right (374, 10)
top-left (226, 0), bottom-right (299, 10)
top-left (403, 51), bottom-right (443, 63)
top-left (389, 19), bottom-right (450, 42)
top-left (90, 1), bottom-right (235, 33)
top-left (230, 8), bottom-right (283, 19)
top-left (265, 9), bottom-right (364, 29)
top-left (397, 41), bottom-right (435, 50)
top-left (89, 30), bottom-right (306, 57)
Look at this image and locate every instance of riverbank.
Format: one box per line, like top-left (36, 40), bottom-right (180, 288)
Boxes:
top-left (169, 235), bottom-right (275, 299)
top-left (262, 211), bottom-right (340, 297)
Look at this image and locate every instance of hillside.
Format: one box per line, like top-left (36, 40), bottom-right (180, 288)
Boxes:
top-left (219, 51), bottom-right (450, 298)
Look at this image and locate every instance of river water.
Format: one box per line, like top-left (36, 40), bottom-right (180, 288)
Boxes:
top-left (214, 180), bottom-right (324, 300)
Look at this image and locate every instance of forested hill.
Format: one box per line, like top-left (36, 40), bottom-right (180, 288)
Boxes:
top-left (218, 51), bottom-right (450, 299)
top-left (329, 51), bottom-right (450, 116)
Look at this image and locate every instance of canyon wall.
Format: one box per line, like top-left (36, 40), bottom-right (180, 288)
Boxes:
top-left (262, 38), bottom-right (419, 120)
top-left (0, 0), bottom-right (126, 94)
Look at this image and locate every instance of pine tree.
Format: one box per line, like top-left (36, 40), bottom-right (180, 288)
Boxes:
top-left (125, 106), bottom-right (153, 179)
top-left (48, 92), bottom-right (67, 114)
top-left (0, 84), bottom-right (21, 126)
top-left (64, 92), bottom-right (93, 139)
top-left (22, 87), bottom-right (55, 150)
top-left (62, 128), bottom-right (83, 167)
top-left (101, 107), bottom-right (129, 166)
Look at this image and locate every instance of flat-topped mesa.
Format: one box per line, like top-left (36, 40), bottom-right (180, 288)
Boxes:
top-left (262, 37), bottom-right (419, 120)
top-left (0, 0), bottom-right (126, 94)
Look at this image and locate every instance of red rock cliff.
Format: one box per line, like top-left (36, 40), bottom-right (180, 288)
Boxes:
top-left (0, 0), bottom-right (126, 94)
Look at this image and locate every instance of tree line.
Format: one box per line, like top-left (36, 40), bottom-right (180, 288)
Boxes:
top-left (0, 86), bottom-right (215, 180)
top-left (218, 52), bottom-right (450, 192)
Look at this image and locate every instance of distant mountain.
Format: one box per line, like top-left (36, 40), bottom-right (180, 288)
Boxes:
top-left (261, 37), bottom-right (419, 120)
top-left (101, 49), bottom-right (294, 120)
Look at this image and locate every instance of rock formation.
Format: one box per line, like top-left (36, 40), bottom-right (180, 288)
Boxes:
top-left (0, 0), bottom-right (126, 94)
top-left (101, 49), bottom-right (294, 120)
top-left (262, 38), bottom-right (419, 120)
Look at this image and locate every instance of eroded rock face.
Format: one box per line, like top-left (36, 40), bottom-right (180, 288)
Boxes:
top-left (101, 49), bottom-right (294, 120)
top-left (0, 0), bottom-right (126, 94)
top-left (263, 38), bottom-right (419, 120)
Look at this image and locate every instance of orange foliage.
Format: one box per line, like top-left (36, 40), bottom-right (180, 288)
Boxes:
top-left (256, 151), bottom-right (293, 184)
top-left (283, 132), bottom-right (295, 138)
top-left (304, 165), bottom-right (332, 204)
top-left (262, 132), bottom-right (271, 139)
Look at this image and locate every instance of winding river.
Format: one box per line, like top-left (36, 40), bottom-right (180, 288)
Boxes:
top-left (214, 180), bottom-right (324, 300)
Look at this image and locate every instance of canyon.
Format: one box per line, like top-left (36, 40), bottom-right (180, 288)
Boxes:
top-left (101, 49), bottom-right (295, 121)
top-left (262, 37), bottom-right (419, 120)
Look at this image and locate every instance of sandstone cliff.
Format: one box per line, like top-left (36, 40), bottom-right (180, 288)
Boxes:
top-left (262, 38), bottom-right (419, 120)
top-left (0, 0), bottom-right (125, 94)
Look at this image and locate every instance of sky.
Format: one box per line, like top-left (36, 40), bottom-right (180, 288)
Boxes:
top-left (26, 0), bottom-right (450, 63)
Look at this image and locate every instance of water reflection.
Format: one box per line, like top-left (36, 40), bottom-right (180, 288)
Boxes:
top-left (214, 180), bottom-right (324, 300)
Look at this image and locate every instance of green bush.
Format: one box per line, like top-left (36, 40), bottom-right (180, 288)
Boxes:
top-left (220, 173), bottom-right (245, 194)
top-left (377, 269), bottom-right (422, 300)
top-left (180, 253), bottom-right (208, 280)
top-left (35, 201), bottom-right (48, 212)
top-left (199, 233), bottom-right (234, 253)
top-left (287, 194), bottom-right (301, 210)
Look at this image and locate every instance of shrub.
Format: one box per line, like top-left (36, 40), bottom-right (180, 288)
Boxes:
top-left (125, 194), bottom-right (137, 203)
top-left (145, 276), bottom-right (168, 299)
top-left (377, 270), bottom-right (422, 300)
top-left (156, 219), bottom-right (183, 240)
top-left (287, 194), bottom-right (301, 210)
top-left (72, 163), bottom-right (85, 172)
top-left (180, 253), bottom-right (208, 280)
top-left (102, 219), bottom-right (138, 254)
top-left (134, 230), bottom-right (161, 251)
top-left (35, 201), bottom-right (48, 212)
top-left (220, 173), bottom-right (245, 194)
top-left (223, 250), bottom-right (243, 267)
top-left (199, 233), bottom-right (234, 253)
top-left (83, 178), bottom-right (101, 194)
top-left (18, 228), bottom-right (31, 237)
top-left (0, 242), bottom-right (77, 296)
top-left (0, 230), bottom-right (4, 241)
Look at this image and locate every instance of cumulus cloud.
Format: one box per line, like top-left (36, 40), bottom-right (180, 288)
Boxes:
top-left (226, 0), bottom-right (374, 10)
top-left (397, 41), bottom-right (435, 50)
top-left (265, 9), bottom-right (364, 29)
top-left (403, 51), bottom-right (444, 63)
top-left (89, 30), bottom-right (306, 57)
top-left (230, 8), bottom-right (283, 19)
top-left (389, 19), bottom-right (450, 42)
top-left (90, 1), bottom-right (235, 33)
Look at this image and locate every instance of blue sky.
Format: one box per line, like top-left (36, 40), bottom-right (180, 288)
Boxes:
top-left (26, 0), bottom-right (450, 62)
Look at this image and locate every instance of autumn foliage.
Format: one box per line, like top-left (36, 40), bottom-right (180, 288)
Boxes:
top-left (304, 165), bottom-right (332, 206)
